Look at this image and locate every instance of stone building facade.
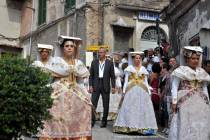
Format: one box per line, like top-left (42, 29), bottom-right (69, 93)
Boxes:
top-left (102, 0), bottom-right (169, 53)
top-left (0, 0), bottom-right (169, 65)
top-left (20, 0), bottom-right (101, 63)
top-left (162, 0), bottom-right (210, 58)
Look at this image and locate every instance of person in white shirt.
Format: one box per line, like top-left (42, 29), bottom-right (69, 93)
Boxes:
top-left (143, 48), bottom-right (160, 73)
top-left (89, 47), bottom-right (115, 128)
top-left (96, 54), bottom-right (123, 121)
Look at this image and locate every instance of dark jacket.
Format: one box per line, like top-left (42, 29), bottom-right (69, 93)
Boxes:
top-left (89, 59), bottom-right (115, 93)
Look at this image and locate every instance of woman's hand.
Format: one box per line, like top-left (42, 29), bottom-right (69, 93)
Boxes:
top-left (112, 88), bottom-right (116, 94)
top-left (172, 104), bottom-right (177, 113)
top-left (88, 86), bottom-right (93, 93)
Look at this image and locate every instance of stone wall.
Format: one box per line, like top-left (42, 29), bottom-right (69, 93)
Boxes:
top-left (21, 0), bottom-right (86, 60)
top-left (103, 1), bottom-right (136, 52)
top-left (165, 0), bottom-right (210, 56)
top-left (176, 0), bottom-right (210, 46)
top-left (47, 0), bottom-right (64, 23)
top-left (85, 2), bottom-right (100, 46)
top-left (21, 22), bottom-right (59, 60)
top-left (76, 10), bottom-right (87, 62)
top-left (0, 0), bottom-right (23, 47)
top-left (20, 0), bottom-right (33, 37)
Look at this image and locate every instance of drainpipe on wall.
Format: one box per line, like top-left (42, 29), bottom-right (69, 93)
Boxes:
top-left (73, 9), bottom-right (77, 36)
top-left (99, 0), bottom-right (104, 45)
top-left (28, 0), bottom-right (35, 64)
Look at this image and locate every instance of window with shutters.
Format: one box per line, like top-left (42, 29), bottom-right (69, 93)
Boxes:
top-left (64, 0), bottom-right (76, 14)
top-left (38, 0), bottom-right (46, 25)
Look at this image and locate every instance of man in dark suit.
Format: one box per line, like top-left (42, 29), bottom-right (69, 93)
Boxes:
top-left (89, 47), bottom-right (115, 128)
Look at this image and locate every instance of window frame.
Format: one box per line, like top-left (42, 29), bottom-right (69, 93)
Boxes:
top-left (38, 0), bottom-right (47, 26)
top-left (64, 0), bottom-right (76, 14)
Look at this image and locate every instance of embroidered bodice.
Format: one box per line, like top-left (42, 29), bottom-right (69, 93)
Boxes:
top-left (171, 66), bottom-right (210, 104)
top-left (128, 73), bottom-right (145, 84)
top-left (123, 65), bottom-right (151, 94)
top-left (179, 80), bottom-right (203, 91)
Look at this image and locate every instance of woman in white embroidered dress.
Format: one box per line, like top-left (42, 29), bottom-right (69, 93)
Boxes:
top-left (38, 36), bottom-right (92, 140)
top-left (169, 46), bottom-right (210, 140)
top-left (113, 52), bottom-right (157, 135)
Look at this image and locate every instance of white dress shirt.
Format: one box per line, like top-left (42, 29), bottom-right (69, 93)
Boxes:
top-left (99, 60), bottom-right (106, 78)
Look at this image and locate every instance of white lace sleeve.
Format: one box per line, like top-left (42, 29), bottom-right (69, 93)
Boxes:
top-left (31, 61), bottom-right (44, 67)
top-left (203, 82), bottom-right (209, 101)
top-left (171, 76), bottom-right (180, 104)
top-left (123, 72), bottom-right (129, 93)
top-left (144, 75), bottom-right (151, 95)
top-left (74, 60), bottom-right (90, 78)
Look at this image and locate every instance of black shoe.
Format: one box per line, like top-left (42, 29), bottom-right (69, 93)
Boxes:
top-left (92, 121), bottom-right (95, 128)
top-left (100, 121), bottom-right (107, 128)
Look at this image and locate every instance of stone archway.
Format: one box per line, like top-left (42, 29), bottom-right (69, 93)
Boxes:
top-left (139, 26), bottom-right (167, 51)
top-left (141, 26), bottom-right (167, 41)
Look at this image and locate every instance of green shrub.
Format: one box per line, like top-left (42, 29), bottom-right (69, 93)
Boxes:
top-left (0, 55), bottom-right (53, 139)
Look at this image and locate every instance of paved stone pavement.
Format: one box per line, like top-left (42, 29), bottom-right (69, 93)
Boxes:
top-left (24, 121), bottom-right (167, 140)
top-left (92, 121), bottom-right (168, 140)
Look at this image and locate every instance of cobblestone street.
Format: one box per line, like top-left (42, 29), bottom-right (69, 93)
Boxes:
top-left (92, 121), bottom-right (167, 140)
top-left (24, 121), bottom-right (167, 140)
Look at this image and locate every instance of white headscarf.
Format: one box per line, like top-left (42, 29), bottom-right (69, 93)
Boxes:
top-left (129, 51), bottom-right (144, 66)
top-left (36, 44), bottom-right (53, 61)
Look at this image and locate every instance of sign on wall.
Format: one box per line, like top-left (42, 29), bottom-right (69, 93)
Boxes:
top-left (138, 11), bottom-right (160, 21)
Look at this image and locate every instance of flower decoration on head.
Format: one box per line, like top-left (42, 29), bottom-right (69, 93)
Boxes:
top-left (183, 46), bottom-right (203, 58)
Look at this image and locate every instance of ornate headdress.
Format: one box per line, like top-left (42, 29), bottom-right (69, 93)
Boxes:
top-left (180, 46), bottom-right (203, 66)
top-left (54, 35), bottom-right (82, 58)
top-left (183, 46), bottom-right (203, 58)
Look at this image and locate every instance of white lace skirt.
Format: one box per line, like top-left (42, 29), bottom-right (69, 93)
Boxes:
top-left (169, 93), bottom-right (210, 140)
top-left (96, 93), bottom-right (122, 120)
top-left (113, 85), bottom-right (157, 134)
